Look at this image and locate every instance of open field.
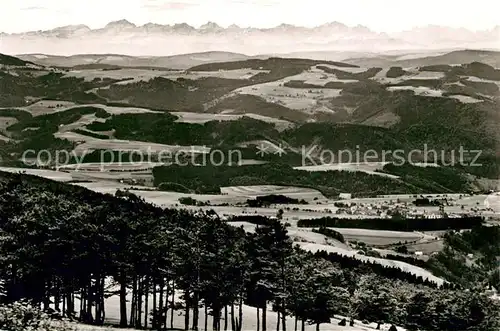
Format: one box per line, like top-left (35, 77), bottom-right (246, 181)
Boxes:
top-left (237, 140), bottom-right (286, 154)
top-left (485, 192), bottom-right (500, 212)
top-left (294, 162), bottom-right (399, 179)
top-left (183, 205), bottom-right (334, 220)
top-left (64, 68), bottom-right (169, 82)
top-left (372, 68), bottom-right (444, 84)
top-left (22, 100), bottom-right (78, 116)
top-left (170, 111), bottom-right (294, 131)
top-left (233, 80), bottom-right (341, 113)
top-left (386, 85), bottom-right (444, 97)
top-left (119, 185), bottom-right (328, 208)
top-left (406, 240), bottom-right (445, 255)
top-left (83, 104), bottom-right (157, 115)
top-left (72, 181), bottom-right (153, 194)
top-left (287, 227), bottom-right (352, 249)
top-left (54, 131), bottom-right (211, 155)
top-left (0, 167), bottom-right (153, 185)
top-left (58, 162), bottom-right (165, 172)
top-left (1, 101), bottom-right (157, 117)
top-left (220, 185), bottom-right (327, 202)
top-left (57, 184), bottom-right (327, 208)
top-left (287, 65), bottom-right (360, 85)
top-left (0, 116), bottom-right (18, 131)
top-left (324, 228), bottom-right (423, 246)
top-left (129, 190), bottom-right (248, 206)
top-left (448, 94), bottom-right (484, 103)
top-left (232, 159), bottom-right (268, 166)
top-left (463, 75), bottom-right (500, 85)
top-left (69, 171), bottom-right (152, 182)
top-left (57, 113), bottom-right (107, 132)
top-left (162, 68), bottom-right (271, 80)
top-left (1, 163), bottom-right (490, 221)
top-left (65, 68), bottom-right (271, 84)
top-left (298, 242), bottom-right (445, 286)
top-left (317, 64), bottom-right (368, 74)
top-left (0, 163), bottom-right (490, 222)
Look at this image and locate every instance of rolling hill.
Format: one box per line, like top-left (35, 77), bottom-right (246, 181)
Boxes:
top-left (345, 49), bottom-right (500, 68)
top-left (1, 52), bottom-right (499, 193)
top-left (16, 51), bottom-right (257, 70)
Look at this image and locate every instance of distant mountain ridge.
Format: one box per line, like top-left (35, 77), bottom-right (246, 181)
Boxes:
top-left (346, 49), bottom-right (500, 68)
top-left (15, 49), bottom-right (500, 70)
top-left (15, 51), bottom-right (260, 70)
top-left (1, 20), bottom-right (499, 56)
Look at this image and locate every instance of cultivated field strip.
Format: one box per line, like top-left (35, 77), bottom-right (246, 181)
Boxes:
top-left (298, 242), bottom-right (445, 286)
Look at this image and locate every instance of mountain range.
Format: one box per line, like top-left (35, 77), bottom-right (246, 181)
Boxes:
top-left (1, 20), bottom-right (499, 56)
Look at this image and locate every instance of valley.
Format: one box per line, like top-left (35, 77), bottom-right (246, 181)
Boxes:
top-left (1, 45), bottom-right (500, 331)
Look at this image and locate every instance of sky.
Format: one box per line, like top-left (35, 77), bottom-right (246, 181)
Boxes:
top-left (1, 0), bottom-right (499, 33)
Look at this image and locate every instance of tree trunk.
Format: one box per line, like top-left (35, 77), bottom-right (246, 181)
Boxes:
top-left (294, 315), bottom-right (297, 331)
top-left (376, 322), bottom-right (381, 330)
top-left (301, 320), bottom-right (305, 331)
top-left (257, 307), bottom-right (260, 331)
top-left (137, 277), bottom-right (143, 328)
top-left (231, 304), bottom-right (236, 331)
top-left (144, 276), bottom-right (149, 329)
top-left (130, 275), bottom-right (137, 327)
top-left (101, 276), bottom-right (106, 324)
top-left (213, 306), bottom-right (218, 331)
top-left (238, 297), bottom-right (243, 331)
top-left (95, 274), bottom-right (105, 325)
top-left (162, 279), bottom-right (168, 329)
top-left (95, 278), bottom-right (100, 325)
top-left (79, 288), bottom-right (84, 322)
top-left (119, 271), bottom-right (128, 328)
top-left (54, 277), bottom-right (61, 312)
top-left (224, 306), bottom-right (228, 331)
top-left (153, 279), bottom-right (158, 330)
top-left (192, 292), bottom-right (199, 331)
top-left (86, 279), bottom-right (93, 324)
top-left (43, 279), bottom-right (51, 312)
top-left (316, 323), bottom-right (319, 331)
top-left (71, 293), bottom-right (75, 319)
top-left (277, 310), bottom-right (281, 331)
top-left (184, 290), bottom-right (190, 330)
top-left (262, 302), bottom-right (267, 331)
top-left (281, 307), bottom-right (286, 331)
top-left (94, 274), bottom-right (100, 325)
top-left (62, 291), bottom-right (66, 317)
top-left (66, 293), bottom-right (74, 319)
top-left (171, 281), bottom-right (175, 330)
top-left (204, 304), bottom-right (208, 331)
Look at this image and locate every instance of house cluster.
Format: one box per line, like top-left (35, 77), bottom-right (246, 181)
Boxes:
top-left (333, 200), bottom-right (472, 219)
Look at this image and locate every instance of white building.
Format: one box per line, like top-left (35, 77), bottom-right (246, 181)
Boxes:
top-left (339, 193), bottom-right (352, 200)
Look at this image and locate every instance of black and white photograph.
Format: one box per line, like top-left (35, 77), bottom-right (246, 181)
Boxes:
top-left (0, 0), bottom-right (499, 330)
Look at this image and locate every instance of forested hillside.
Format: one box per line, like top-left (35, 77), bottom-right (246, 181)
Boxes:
top-left (0, 171), bottom-right (498, 331)
top-left (1, 53), bottom-right (500, 182)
